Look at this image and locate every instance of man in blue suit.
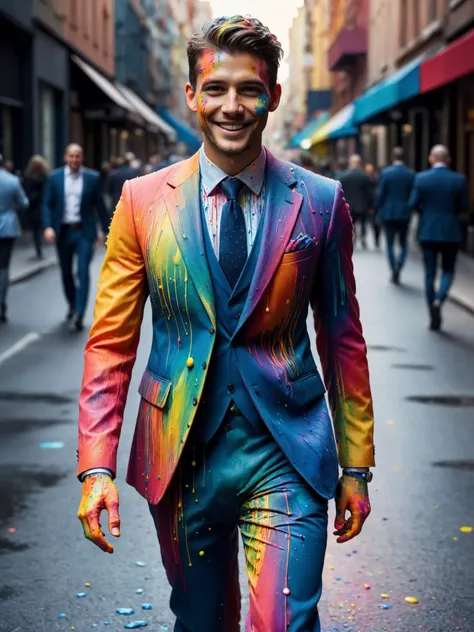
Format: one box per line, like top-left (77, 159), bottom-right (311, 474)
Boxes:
top-left (43, 144), bottom-right (110, 331)
top-left (409, 145), bottom-right (469, 330)
top-left (378, 147), bottom-right (415, 284)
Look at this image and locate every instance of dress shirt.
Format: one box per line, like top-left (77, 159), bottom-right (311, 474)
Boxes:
top-left (199, 147), bottom-right (267, 258)
top-left (432, 162), bottom-right (447, 169)
top-left (64, 166), bottom-right (83, 224)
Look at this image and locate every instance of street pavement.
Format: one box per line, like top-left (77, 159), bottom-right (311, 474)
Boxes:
top-left (0, 242), bottom-right (473, 632)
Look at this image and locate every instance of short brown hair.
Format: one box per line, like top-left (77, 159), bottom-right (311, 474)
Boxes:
top-left (187, 15), bottom-right (284, 90)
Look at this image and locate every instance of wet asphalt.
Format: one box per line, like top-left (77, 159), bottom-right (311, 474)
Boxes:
top-left (0, 241), bottom-right (473, 632)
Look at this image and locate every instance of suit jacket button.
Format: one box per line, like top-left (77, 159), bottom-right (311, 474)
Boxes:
top-left (202, 362), bottom-right (207, 370)
top-left (192, 397), bottom-right (198, 406)
top-left (208, 327), bottom-right (215, 335)
top-left (227, 384), bottom-right (236, 394)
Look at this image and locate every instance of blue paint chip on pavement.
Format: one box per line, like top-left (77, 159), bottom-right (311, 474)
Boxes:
top-left (58, 613), bottom-right (67, 618)
top-left (76, 592), bottom-right (87, 598)
top-left (117, 608), bottom-right (135, 615)
top-left (124, 622), bottom-right (148, 629)
top-left (377, 603), bottom-right (393, 609)
top-left (40, 441), bottom-right (65, 449)
top-left (136, 588), bottom-right (144, 594)
top-left (141, 603), bottom-right (152, 610)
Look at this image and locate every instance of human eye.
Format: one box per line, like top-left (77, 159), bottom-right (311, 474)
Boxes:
top-left (204, 84), bottom-right (225, 95)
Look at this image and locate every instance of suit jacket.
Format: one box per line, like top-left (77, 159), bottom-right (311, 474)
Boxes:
top-left (378, 164), bottom-right (415, 223)
top-left (409, 166), bottom-right (468, 243)
top-left (78, 150), bottom-right (375, 504)
top-left (42, 167), bottom-right (110, 242)
top-left (106, 165), bottom-right (138, 211)
top-left (339, 168), bottom-right (374, 216)
top-left (0, 169), bottom-right (29, 239)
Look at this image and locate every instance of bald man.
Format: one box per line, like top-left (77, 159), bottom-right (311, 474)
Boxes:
top-left (43, 144), bottom-right (110, 331)
top-left (409, 145), bottom-right (469, 331)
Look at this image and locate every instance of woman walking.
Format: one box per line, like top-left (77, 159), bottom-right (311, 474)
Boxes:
top-left (0, 154), bottom-right (29, 322)
top-left (23, 155), bottom-right (49, 259)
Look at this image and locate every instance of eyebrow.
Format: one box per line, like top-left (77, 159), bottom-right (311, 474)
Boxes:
top-left (201, 79), bottom-right (266, 89)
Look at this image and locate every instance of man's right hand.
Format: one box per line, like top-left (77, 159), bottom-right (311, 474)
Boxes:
top-left (44, 227), bottom-right (56, 244)
top-left (77, 473), bottom-right (120, 554)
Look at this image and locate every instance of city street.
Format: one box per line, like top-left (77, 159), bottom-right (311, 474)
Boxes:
top-left (0, 244), bottom-right (473, 632)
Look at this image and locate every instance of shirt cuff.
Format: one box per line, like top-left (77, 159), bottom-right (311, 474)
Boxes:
top-left (79, 467), bottom-right (114, 482)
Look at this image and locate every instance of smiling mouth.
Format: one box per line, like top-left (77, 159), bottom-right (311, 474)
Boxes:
top-left (213, 122), bottom-right (252, 132)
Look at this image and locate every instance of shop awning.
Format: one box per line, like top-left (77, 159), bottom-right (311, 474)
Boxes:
top-left (286, 112), bottom-right (329, 150)
top-left (157, 107), bottom-right (202, 152)
top-left (354, 56), bottom-right (423, 124)
top-left (71, 55), bottom-right (136, 114)
top-left (310, 104), bottom-right (357, 146)
top-left (421, 28), bottom-right (474, 94)
top-left (115, 84), bottom-right (177, 140)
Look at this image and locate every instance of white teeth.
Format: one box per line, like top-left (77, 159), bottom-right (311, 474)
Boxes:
top-left (218, 124), bottom-right (246, 131)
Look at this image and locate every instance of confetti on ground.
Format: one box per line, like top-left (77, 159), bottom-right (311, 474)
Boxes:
top-left (136, 589), bottom-right (144, 594)
top-left (85, 582), bottom-right (91, 587)
top-left (124, 623), bottom-right (148, 629)
top-left (135, 561), bottom-right (146, 567)
top-left (405, 596), bottom-right (419, 604)
top-left (380, 594), bottom-right (391, 599)
top-left (378, 603), bottom-right (393, 609)
top-left (59, 613), bottom-right (67, 618)
top-left (116, 608), bottom-right (135, 615)
top-left (363, 584), bottom-right (371, 590)
top-left (460, 526), bottom-right (473, 533)
top-left (141, 604), bottom-right (152, 610)
top-left (329, 566), bottom-right (335, 570)
top-left (7, 528), bottom-right (16, 533)
top-left (40, 441), bottom-right (65, 449)
top-left (76, 593), bottom-right (86, 598)
top-left (335, 577), bottom-right (341, 581)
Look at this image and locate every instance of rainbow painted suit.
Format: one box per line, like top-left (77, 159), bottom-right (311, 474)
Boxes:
top-left (78, 150), bottom-right (375, 631)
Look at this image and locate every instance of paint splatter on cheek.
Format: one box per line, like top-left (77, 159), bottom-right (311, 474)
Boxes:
top-left (255, 93), bottom-right (269, 117)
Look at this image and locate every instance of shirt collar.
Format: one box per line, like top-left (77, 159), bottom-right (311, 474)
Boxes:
top-left (65, 166), bottom-right (83, 177)
top-left (199, 147), bottom-right (267, 196)
top-left (393, 161), bottom-right (404, 165)
top-left (432, 162), bottom-right (447, 169)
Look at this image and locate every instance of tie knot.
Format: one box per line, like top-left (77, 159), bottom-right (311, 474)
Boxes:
top-left (220, 178), bottom-right (243, 201)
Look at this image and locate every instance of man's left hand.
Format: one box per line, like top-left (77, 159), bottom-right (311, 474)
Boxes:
top-left (333, 475), bottom-right (371, 543)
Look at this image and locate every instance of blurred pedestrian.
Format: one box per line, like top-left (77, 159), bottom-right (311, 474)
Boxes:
top-left (42, 143), bottom-right (110, 332)
top-left (150, 153), bottom-right (169, 172)
top-left (105, 154), bottom-right (137, 213)
top-left (4, 160), bottom-right (14, 174)
top-left (409, 145), bottom-right (469, 331)
top-left (365, 163), bottom-right (381, 248)
top-left (0, 153), bottom-right (29, 323)
top-left (333, 157), bottom-right (348, 180)
top-left (378, 147), bottom-right (415, 284)
top-left (23, 155), bottom-right (49, 259)
top-left (299, 152), bottom-right (317, 173)
top-left (339, 154), bottom-right (374, 249)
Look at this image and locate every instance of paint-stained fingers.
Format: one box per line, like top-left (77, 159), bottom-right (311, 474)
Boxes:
top-left (78, 504), bottom-right (114, 554)
top-left (334, 496), bottom-right (348, 532)
top-left (105, 493), bottom-right (121, 538)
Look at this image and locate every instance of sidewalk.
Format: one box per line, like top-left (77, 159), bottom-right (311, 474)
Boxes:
top-left (10, 235), bottom-right (57, 285)
top-left (450, 251), bottom-right (474, 314)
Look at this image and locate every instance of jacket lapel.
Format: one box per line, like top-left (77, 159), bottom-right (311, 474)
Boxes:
top-left (234, 153), bottom-right (303, 336)
top-left (164, 154), bottom-right (216, 328)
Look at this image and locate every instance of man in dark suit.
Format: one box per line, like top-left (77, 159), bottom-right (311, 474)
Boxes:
top-left (339, 154), bottom-right (374, 249)
top-left (105, 155), bottom-right (138, 213)
top-left (43, 144), bottom-right (110, 331)
top-left (409, 145), bottom-right (469, 330)
top-left (378, 147), bottom-right (415, 284)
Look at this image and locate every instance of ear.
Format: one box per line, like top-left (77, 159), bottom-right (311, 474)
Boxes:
top-left (185, 83), bottom-right (198, 113)
top-left (268, 83), bottom-right (282, 113)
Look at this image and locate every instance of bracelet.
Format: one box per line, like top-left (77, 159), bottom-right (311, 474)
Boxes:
top-left (343, 469), bottom-right (373, 483)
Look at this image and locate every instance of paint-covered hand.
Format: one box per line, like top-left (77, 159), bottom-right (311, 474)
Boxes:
top-left (333, 475), bottom-right (371, 543)
top-left (77, 473), bottom-right (120, 554)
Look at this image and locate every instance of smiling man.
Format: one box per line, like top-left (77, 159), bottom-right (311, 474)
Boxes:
top-left (77, 16), bottom-right (375, 632)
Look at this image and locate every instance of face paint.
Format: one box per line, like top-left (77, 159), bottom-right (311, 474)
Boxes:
top-left (255, 93), bottom-right (269, 117)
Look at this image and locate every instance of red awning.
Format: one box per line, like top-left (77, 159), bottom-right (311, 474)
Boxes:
top-left (421, 28), bottom-right (474, 93)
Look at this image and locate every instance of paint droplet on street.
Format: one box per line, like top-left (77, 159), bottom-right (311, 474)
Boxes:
top-left (116, 608), bottom-right (135, 615)
top-left (380, 593), bottom-right (390, 599)
top-left (136, 589), bottom-right (144, 594)
top-left (378, 603), bottom-right (393, 609)
top-left (136, 561), bottom-right (146, 567)
top-left (405, 596), bottom-right (419, 604)
top-left (40, 441), bottom-right (64, 449)
top-left (460, 526), bottom-right (473, 533)
top-left (7, 528), bottom-right (15, 533)
top-left (142, 604), bottom-right (152, 610)
top-left (76, 592), bottom-right (86, 598)
top-left (124, 623), bottom-right (148, 629)
top-left (84, 582), bottom-right (91, 587)
top-left (363, 584), bottom-right (371, 590)
top-left (387, 420), bottom-right (395, 425)
top-left (59, 613), bottom-right (67, 618)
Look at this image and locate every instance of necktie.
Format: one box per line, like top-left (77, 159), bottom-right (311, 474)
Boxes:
top-left (219, 178), bottom-right (247, 288)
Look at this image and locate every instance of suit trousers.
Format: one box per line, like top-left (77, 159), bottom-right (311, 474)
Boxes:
top-left (0, 237), bottom-right (15, 315)
top-left (384, 221), bottom-right (409, 272)
top-left (56, 226), bottom-right (94, 317)
top-left (421, 242), bottom-right (459, 305)
top-left (149, 412), bottom-right (328, 632)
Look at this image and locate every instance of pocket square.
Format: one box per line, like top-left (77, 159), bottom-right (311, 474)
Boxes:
top-left (286, 233), bottom-right (315, 253)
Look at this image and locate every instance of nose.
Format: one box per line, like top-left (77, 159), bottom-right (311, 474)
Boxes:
top-left (221, 89), bottom-right (242, 115)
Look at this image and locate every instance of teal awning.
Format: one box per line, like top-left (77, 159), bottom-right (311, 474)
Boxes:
top-left (354, 56), bottom-right (423, 124)
top-left (327, 103), bottom-right (357, 139)
top-left (286, 112), bottom-right (329, 149)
